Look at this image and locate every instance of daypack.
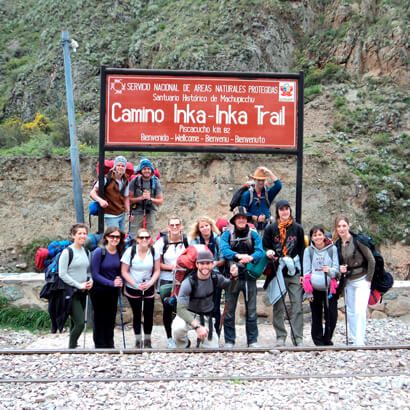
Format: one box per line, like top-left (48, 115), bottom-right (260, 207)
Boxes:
top-left (226, 226), bottom-right (255, 253)
top-left (188, 270), bottom-right (219, 304)
top-left (44, 247), bottom-right (73, 284)
top-left (229, 182), bottom-right (270, 211)
top-left (352, 233), bottom-right (394, 295)
top-left (158, 231), bottom-right (189, 255)
top-left (34, 248), bottom-right (50, 272)
top-left (85, 233), bottom-right (103, 252)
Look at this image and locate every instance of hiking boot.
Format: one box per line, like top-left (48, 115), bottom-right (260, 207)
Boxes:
top-left (248, 342), bottom-right (260, 348)
top-left (167, 338), bottom-right (176, 349)
top-left (135, 338), bottom-right (143, 348)
top-left (275, 338), bottom-right (286, 347)
top-left (224, 342), bottom-right (234, 349)
top-left (144, 339), bottom-right (152, 349)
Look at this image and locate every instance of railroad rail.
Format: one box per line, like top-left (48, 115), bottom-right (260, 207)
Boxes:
top-left (0, 343), bottom-right (409, 355)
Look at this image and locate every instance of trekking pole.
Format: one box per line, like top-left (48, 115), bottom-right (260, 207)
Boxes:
top-left (142, 200), bottom-right (147, 229)
top-left (276, 274), bottom-right (297, 346)
top-left (118, 288), bottom-right (126, 349)
top-left (83, 289), bottom-right (90, 349)
top-left (344, 280), bottom-right (349, 346)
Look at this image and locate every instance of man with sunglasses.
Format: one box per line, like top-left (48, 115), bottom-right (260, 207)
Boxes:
top-left (240, 166), bottom-right (282, 234)
top-left (172, 249), bottom-right (238, 348)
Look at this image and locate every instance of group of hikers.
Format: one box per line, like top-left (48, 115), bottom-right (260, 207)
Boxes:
top-left (55, 156), bottom-right (376, 350)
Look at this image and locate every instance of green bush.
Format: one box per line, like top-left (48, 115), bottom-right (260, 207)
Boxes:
top-left (0, 296), bottom-right (51, 331)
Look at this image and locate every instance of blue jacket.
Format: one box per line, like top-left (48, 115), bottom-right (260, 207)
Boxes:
top-left (240, 180), bottom-right (282, 218)
top-left (220, 227), bottom-right (264, 263)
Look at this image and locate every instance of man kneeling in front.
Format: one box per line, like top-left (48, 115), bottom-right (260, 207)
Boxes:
top-left (172, 250), bottom-right (238, 348)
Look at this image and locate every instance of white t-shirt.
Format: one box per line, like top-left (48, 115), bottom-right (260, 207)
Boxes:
top-left (121, 245), bottom-right (159, 289)
top-left (154, 236), bottom-right (187, 281)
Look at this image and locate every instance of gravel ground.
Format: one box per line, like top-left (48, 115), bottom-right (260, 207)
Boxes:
top-left (0, 319), bottom-right (409, 409)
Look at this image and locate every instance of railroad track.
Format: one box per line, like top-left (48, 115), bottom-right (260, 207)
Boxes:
top-left (0, 345), bottom-right (409, 384)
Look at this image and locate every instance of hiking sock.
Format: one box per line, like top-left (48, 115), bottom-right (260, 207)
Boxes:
top-left (144, 334), bottom-right (152, 349)
top-left (135, 334), bottom-right (142, 348)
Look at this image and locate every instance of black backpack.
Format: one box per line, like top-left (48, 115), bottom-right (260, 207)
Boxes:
top-left (229, 183), bottom-right (270, 211)
top-left (352, 233), bottom-right (394, 294)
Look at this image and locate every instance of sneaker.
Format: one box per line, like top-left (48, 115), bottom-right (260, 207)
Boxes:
top-left (135, 339), bottom-right (143, 349)
top-left (167, 338), bottom-right (177, 349)
top-left (144, 339), bottom-right (152, 349)
top-left (224, 342), bottom-right (234, 349)
top-left (275, 338), bottom-right (286, 347)
top-left (248, 342), bottom-right (260, 348)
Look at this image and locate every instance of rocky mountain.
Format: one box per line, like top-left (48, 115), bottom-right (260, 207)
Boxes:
top-left (0, 1), bottom-right (408, 272)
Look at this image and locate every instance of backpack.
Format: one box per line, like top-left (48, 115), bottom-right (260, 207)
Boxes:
top-left (159, 231), bottom-right (189, 255)
top-left (229, 182), bottom-right (270, 211)
top-left (47, 240), bottom-right (72, 258)
top-left (89, 161), bottom-right (133, 224)
top-left (44, 247), bottom-right (73, 284)
top-left (226, 226), bottom-right (255, 253)
top-left (352, 233), bottom-right (394, 295)
top-left (131, 174), bottom-right (160, 205)
top-left (188, 270), bottom-right (219, 304)
top-left (34, 248), bottom-right (50, 272)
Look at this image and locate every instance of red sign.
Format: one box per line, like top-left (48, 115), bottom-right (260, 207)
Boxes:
top-left (105, 74), bottom-right (298, 149)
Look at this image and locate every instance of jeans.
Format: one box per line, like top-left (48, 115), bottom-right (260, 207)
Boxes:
top-left (105, 213), bottom-right (126, 232)
top-left (224, 279), bottom-right (258, 345)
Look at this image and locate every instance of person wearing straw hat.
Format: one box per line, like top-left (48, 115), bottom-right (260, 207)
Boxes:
top-left (240, 166), bottom-right (282, 234)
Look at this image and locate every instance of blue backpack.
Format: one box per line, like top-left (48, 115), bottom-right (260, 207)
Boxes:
top-left (44, 247), bottom-right (73, 284)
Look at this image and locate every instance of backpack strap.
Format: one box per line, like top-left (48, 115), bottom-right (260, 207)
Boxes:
top-left (67, 247), bottom-right (74, 267)
top-left (162, 233), bottom-right (188, 255)
top-left (189, 271), bottom-right (218, 301)
top-left (129, 243), bottom-right (137, 270)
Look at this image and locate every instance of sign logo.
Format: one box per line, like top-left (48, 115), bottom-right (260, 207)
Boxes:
top-left (110, 79), bottom-right (126, 95)
top-left (279, 82), bottom-right (295, 102)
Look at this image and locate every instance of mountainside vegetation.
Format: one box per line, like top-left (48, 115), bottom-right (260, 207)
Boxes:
top-left (0, 0), bottom-right (409, 245)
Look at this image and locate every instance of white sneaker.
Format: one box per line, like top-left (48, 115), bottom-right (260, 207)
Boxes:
top-left (167, 338), bottom-right (176, 349)
top-left (224, 342), bottom-right (234, 349)
top-left (248, 342), bottom-right (260, 348)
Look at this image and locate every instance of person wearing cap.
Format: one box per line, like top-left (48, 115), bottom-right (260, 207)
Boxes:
top-left (172, 249), bottom-right (238, 348)
top-left (129, 158), bottom-right (164, 233)
top-left (90, 155), bottom-right (130, 232)
top-left (240, 166), bottom-right (282, 233)
top-left (263, 200), bottom-right (306, 346)
top-left (220, 206), bottom-right (264, 348)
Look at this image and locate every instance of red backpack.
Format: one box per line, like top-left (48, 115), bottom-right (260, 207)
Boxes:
top-left (172, 244), bottom-right (211, 297)
top-left (34, 248), bottom-right (50, 272)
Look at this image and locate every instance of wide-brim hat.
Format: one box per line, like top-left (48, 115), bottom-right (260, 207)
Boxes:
top-left (230, 206), bottom-right (250, 224)
top-left (251, 168), bottom-right (268, 180)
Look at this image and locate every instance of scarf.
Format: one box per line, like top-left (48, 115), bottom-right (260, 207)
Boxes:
top-left (278, 218), bottom-right (293, 256)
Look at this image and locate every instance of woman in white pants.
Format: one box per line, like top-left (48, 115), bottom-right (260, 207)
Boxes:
top-left (333, 215), bottom-right (375, 346)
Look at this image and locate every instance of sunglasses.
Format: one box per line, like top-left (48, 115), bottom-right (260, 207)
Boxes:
top-left (108, 234), bottom-right (121, 239)
top-left (138, 236), bottom-right (151, 240)
top-left (169, 223), bottom-right (181, 227)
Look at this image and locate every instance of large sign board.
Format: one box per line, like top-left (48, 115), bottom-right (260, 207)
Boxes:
top-left (102, 69), bottom-right (302, 152)
top-left (98, 68), bottom-right (304, 232)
